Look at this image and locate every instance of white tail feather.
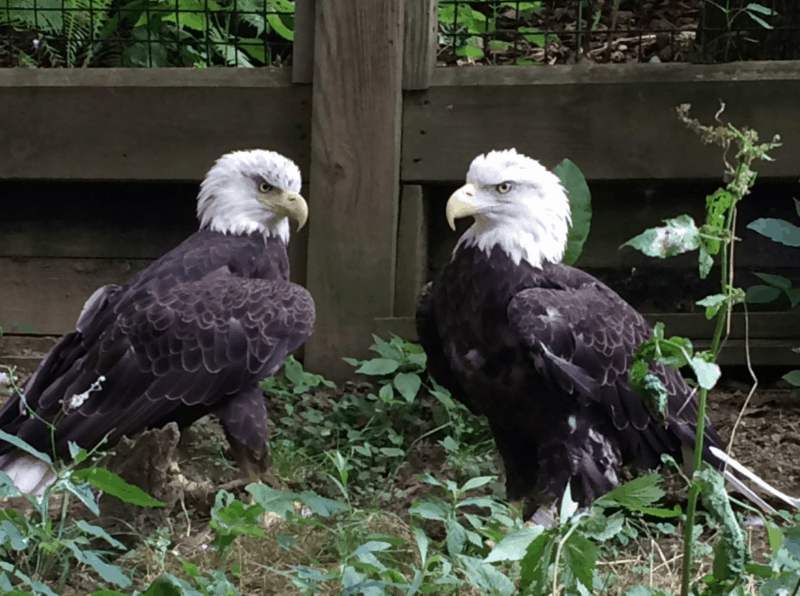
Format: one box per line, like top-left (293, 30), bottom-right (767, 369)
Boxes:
top-left (710, 445), bottom-right (800, 512)
top-left (0, 450), bottom-right (55, 497)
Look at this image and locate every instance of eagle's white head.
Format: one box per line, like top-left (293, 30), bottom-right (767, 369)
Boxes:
top-left (197, 149), bottom-right (307, 245)
top-left (448, 149), bottom-right (571, 267)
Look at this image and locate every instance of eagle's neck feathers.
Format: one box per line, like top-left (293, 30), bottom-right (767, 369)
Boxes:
top-left (454, 205), bottom-right (570, 268)
top-left (197, 182), bottom-right (291, 245)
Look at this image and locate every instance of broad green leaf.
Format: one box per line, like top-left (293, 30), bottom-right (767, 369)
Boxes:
top-left (353, 541), bottom-right (392, 557)
top-left (697, 293), bottom-right (727, 320)
top-left (599, 473), bottom-right (665, 510)
top-left (379, 383), bottom-right (394, 401)
top-left (782, 370), bottom-right (800, 387)
top-left (247, 484), bottom-right (298, 519)
top-left (72, 468), bottom-right (164, 507)
top-left (484, 526), bottom-right (544, 562)
top-left (748, 217), bottom-right (800, 246)
top-left (0, 471), bottom-right (20, 498)
top-left (0, 429), bottom-right (52, 464)
top-left (66, 542), bottom-right (131, 588)
top-left (698, 243), bottom-right (714, 279)
top-left (556, 159), bottom-right (592, 266)
top-left (787, 288), bottom-right (800, 307)
top-left (765, 520), bottom-right (783, 552)
top-left (562, 532), bottom-right (599, 589)
top-left (690, 356), bottom-right (721, 390)
top-left (630, 373), bottom-right (668, 421)
top-left (559, 482), bottom-right (578, 523)
top-left (457, 556), bottom-right (515, 595)
top-left (519, 532), bottom-right (555, 590)
top-left (456, 45), bottom-right (484, 59)
top-left (267, 13), bottom-right (294, 40)
top-left (746, 9), bottom-right (773, 29)
top-left (753, 272), bottom-right (792, 290)
top-left (283, 356), bottom-right (304, 384)
top-left (409, 500), bottom-right (449, 522)
top-left (276, 533), bottom-right (296, 550)
top-left (371, 334), bottom-right (404, 360)
top-left (355, 358), bottom-right (399, 376)
top-left (74, 520), bottom-right (125, 549)
top-left (64, 479), bottom-right (101, 515)
top-left (298, 490), bottom-right (348, 517)
top-left (0, 520), bottom-right (28, 550)
top-left (745, 2), bottom-right (773, 14)
top-left (622, 215), bottom-right (699, 258)
top-left (745, 285), bottom-right (781, 304)
top-left (413, 525), bottom-right (430, 565)
top-left (460, 476), bottom-right (495, 493)
top-left (393, 372), bottom-right (421, 402)
top-left (141, 574), bottom-right (200, 596)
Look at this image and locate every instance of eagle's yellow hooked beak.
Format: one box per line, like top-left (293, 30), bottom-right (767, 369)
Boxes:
top-left (445, 183), bottom-right (481, 231)
top-left (258, 189), bottom-right (309, 231)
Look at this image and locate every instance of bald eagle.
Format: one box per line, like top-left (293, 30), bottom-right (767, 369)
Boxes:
top-left (417, 148), bottom-right (797, 516)
top-left (0, 149), bottom-right (314, 496)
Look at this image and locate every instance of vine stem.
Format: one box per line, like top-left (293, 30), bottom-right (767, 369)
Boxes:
top-left (680, 177), bottom-right (740, 596)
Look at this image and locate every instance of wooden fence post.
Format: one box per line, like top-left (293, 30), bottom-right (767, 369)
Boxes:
top-left (394, 185), bottom-right (428, 317)
top-left (403, 0), bottom-right (438, 90)
top-left (292, 0), bottom-right (315, 84)
top-left (304, 0), bottom-right (404, 381)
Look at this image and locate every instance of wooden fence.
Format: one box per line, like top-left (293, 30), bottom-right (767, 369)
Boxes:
top-left (1, 0), bottom-right (800, 380)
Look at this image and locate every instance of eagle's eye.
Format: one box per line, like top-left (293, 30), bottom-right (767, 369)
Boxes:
top-left (258, 182), bottom-right (273, 193)
top-left (496, 182), bottom-right (513, 194)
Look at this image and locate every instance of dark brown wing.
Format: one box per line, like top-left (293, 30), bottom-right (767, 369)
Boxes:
top-left (507, 277), bottom-right (722, 469)
top-left (0, 269), bottom-right (314, 457)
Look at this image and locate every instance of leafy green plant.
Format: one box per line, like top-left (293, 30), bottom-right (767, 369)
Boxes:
top-left (264, 342), bottom-right (496, 506)
top-left (438, 1), bottom-right (550, 63)
top-left (0, 363), bottom-right (165, 595)
top-left (0, 0), bottom-right (295, 67)
top-left (746, 198), bottom-right (800, 387)
top-left (623, 103), bottom-right (782, 596)
top-left (0, 0), bottom-right (115, 66)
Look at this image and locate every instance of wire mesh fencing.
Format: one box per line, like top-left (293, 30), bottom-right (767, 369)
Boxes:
top-left (1, 0), bottom-right (798, 68)
top-left (438, 0), bottom-right (799, 66)
top-left (0, 0), bottom-right (295, 67)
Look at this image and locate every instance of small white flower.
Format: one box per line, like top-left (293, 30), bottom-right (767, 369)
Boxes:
top-left (301, 506), bottom-right (312, 518)
top-left (0, 372), bottom-right (10, 385)
top-left (66, 376), bottom-right (105, 410)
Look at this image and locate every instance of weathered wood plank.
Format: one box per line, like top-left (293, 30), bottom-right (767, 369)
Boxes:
top-left (0, 258), bottom-right (151, 336)
top-left (374, 315), bottom-right (800, 366)
top-left (304, 0), bottom-right (404, 381)
top-left (0, 68), bottom-right (311, 180)
top-left (375, 313), bottom-right (800, 341)
top-left (395, 185), bottom-right (428, 316)
top-left (292, 0), bottom-right (316, 84)
top-left (402, 62), bottom-right (800, 181)
top-left (403, 0), bottom-right (438, 90)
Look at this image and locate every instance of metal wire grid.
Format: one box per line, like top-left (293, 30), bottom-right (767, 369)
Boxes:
top-left (437, 0), bottom-right (794, 65)
top-left (0, 0), bottom-right (294, 67)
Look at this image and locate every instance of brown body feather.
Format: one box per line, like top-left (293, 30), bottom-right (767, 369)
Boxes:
top-left (0, 229), bottom-right (314, 465)
top-left (417, 244), bottom-right (722, 511)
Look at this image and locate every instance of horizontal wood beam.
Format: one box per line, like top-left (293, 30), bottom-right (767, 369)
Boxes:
top-left (0, 68), bottom-right (311, 181)
top-left (0, 258), bottom-right (150, 336)
top-left (402, 61), bottom-right (800, 181)
top-left (375, 313), bottom-right (800, 367)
